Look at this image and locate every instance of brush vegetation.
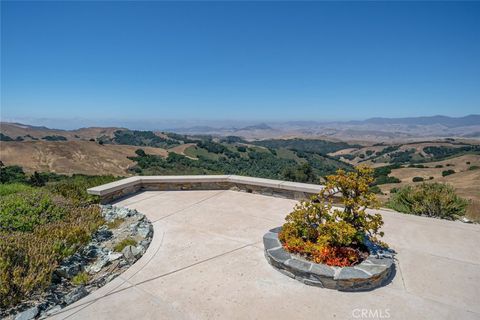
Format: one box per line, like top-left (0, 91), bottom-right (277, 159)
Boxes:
top-left (387, 183), bottom-right (468, 220)
top-left (279, 166), bottom-right (386, 267)
top-left (0, 168), bottom-right (119, 309)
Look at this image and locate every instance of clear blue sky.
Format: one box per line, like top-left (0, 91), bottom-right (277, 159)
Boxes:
top-left (1, 1), bottom-right (479, 125)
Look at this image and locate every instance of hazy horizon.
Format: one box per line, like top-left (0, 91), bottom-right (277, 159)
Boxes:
top-left (1, 114), bottom-right (478, 131)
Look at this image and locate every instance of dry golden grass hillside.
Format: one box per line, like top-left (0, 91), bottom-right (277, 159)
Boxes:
top-left (377, 154), bottom-right (480, 221)
top-left (0, 141), bottom-right (168, 176)
top-left (0, 122), bottom-right (124, 141)
top-left (378, 154), bottom-right (480, 199)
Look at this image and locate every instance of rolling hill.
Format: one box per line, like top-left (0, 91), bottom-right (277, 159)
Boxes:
top-left (0, 141), bottom-right (168, 176)
top-left (1, 121), bottom-right (479, 221)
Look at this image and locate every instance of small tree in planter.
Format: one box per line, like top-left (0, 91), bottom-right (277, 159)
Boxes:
top-left (279, 166), bottom-right (386, 267)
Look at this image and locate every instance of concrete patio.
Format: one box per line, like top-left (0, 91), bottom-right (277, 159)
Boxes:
top-left (49, 189), bottom-right (480, 320)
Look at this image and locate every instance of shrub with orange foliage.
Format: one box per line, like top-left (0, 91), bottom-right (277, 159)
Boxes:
top-left (279, 166), bottom-right (386, 267)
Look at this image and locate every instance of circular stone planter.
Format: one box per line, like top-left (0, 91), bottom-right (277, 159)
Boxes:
top-left (264, 227), bottom-right (395, 291)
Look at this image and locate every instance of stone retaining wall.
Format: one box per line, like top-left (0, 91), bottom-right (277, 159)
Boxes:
top-left (88, 175), bottom-right (325, 203)
top-left (263, 228), bottom-right (394, 291)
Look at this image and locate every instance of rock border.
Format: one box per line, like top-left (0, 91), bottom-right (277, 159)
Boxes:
top-left (8, 206), bottom-right (153, 320)
top-left (264, 227), bottom-right (395, 291)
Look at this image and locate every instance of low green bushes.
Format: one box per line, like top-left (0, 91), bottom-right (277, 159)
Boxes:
top-left (46, 174), bottom-right (118, 205)
top-left (0, 183), bottom-right (34, 196)
top-left (0, 171), bottom-right (117, 309)
top-left (0, 189), bottom-right (68, 232)
top-left (373, 165), bottom-right (401, 185)
top-left (387, 183), bottom-right (468, 220)
top-left (0, 165), bottom-right (26, 184)
top-left (114, 237), bottom-right (137, 252)
top-left (0, 203), bottom-right (103, 308)
top-left (72, 272), bottom-right (89, 286)
top-left (442, 169), bottom-right (455, 177)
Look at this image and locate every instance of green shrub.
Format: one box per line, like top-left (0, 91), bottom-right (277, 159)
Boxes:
top-left (373, 165), bottom-right (401, 185)
top-left (0, 165), bottom-right (27, 184)
top-left (0, 133), bottom-right (14, 141)
top-left (0, 205), bottom-right (103, 308)
top-left (0, 183), bottom-right (34, 196)
top-left (375, 175), bottom-right (401, 184)
top-left (279, 166), bottom-right (385, 267)
top-left (282, 163), bottom-right (316, 183)
top-left (387, 183), bottom-right (468, 220)
top-left (41, 135), bottom-right (67, 141)
top-left (72, 272), bottom-right (89, 286)
top-left (412, 177), bottom-right (424, 182)
top-left (390, 187), bottom-right (399, 194)
top-left (0, 173), bottom-right (108, 308)
top-left (468, 165), bottom-right (479, 171)
top-left (408, 164), bottom-right (425, 168)
top-left (28, 171), bottom-right (47, 187)
top-left (107, 218), bottom-right (125, 229)
top-left (442, 169), bottom-right (455, 177)
top-left (369, 185), bottom-right (383, 194)
top-left (114, 237), bottom-right (137, 252)
top-left (46, 174), bottom-right (118, 204)
top-left (0, 189), bottom-right (68, 232)
top-left (435, 165), bottom-right (443, 168)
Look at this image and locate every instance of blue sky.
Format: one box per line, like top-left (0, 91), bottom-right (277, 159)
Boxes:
top-left (1, 1), bottom-right (479, 126)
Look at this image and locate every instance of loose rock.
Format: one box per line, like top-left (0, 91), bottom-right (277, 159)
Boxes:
top-left (122, 245), bottom-right (141, 262)
top-left (9, 205), bottom-right (153, 320)
top-left (14, 306), bottom-right (39, 320)
top-left (63, 287), bottom-right (88, 305)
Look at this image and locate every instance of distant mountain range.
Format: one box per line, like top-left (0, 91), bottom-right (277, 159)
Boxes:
top-left (167, 115), bottom-right (480, 142)
top-left (349, 115), bottom-right (480, 127)
top-left (2, 115), bottom-right (479, 142)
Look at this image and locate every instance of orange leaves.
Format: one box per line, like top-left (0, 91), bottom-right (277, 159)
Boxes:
top-left (279, 165), bottom-right (387, 267)
top-left (313, 246), bottom-right (362, 267)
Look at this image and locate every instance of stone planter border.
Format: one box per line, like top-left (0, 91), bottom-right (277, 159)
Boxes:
top-left (264, 227), bottom-right (394, 291)
top-left (87, 175), bottom-right (326, 203)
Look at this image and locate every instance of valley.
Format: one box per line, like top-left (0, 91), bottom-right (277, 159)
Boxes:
top-left (1, 121), bottom-right (479, 220)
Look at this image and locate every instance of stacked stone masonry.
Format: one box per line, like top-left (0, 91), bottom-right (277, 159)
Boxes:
top-left (263, 228), bottom-right (394, 291)
top-left (87, 175), bottom-right (326, 203)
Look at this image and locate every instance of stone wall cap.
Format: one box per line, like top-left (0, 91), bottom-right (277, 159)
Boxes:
top-left (278, 181), bottom-right (324, 193)
top-left (87, 175), bottom-right (326, 197)
top-left (87, 176), bottom-right (141, 196)
top-left (227, 175), bottom-right (283, 188)
top-left (140, 175), bottom-right (231, 183)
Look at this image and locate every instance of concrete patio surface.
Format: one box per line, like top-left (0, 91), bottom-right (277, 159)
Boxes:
top-left (49, 190), bottom-right (480, 320)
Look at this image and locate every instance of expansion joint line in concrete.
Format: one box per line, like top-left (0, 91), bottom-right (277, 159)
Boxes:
top-left (59, 242), bottom-right (254, 319)
top-left (114, 190), bottom-right (168, 207)
top-left (58, 231), bottom-right (168, 319)
top-left (394, 257), bottom-right (407, 292)
top-left (134, 242), bottom-right (255, 286)
top-left (151, 189), bottom-right (227, 223)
